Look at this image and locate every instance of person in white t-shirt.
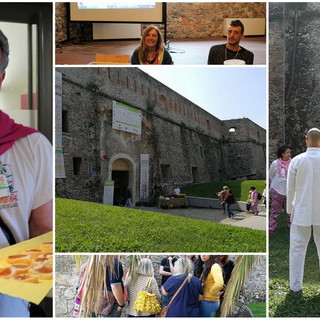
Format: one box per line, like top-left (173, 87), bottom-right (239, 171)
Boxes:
top-left (0, 29), bottom-right (52, 317)
top-left (173, 186), bottom-right (181, 195)
top-left (287, 128), bottom-right (320, 293)
top-left (269, 145), bottom-right (292, 234)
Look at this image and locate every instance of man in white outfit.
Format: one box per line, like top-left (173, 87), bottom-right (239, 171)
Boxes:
top-left (287, 128), bottom-right (320, 292)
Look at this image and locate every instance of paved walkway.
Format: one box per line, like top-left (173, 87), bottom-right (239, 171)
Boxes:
top-left (135, 206), bottom-right (266, 231)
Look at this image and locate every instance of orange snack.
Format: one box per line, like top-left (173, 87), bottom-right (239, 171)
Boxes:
top-left (31, 257), bottom-right (49, 267)
top-left (29, 266), bottom-right (52, 280)
top-left (11, 264), bottom-right (31, 275)
top-left (7, 254), bottom-right (31, 265)
top-left (0, 266), bottom-right (13, 278)
top-left (40, 242), bottom-right (53, 254)
top-left (12, 273), bottom-right (39, 283)
top-left (23, 249), bottom-right (44, 258)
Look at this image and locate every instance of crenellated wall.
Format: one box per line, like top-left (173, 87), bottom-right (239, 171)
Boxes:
top-left (56, 67), bottom-right (265, 204)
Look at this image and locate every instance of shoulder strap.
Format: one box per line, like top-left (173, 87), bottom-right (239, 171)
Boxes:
top-left (0, 215), bottom-right (16, 245)
top-left (167, 276), bottom-right (189, 309)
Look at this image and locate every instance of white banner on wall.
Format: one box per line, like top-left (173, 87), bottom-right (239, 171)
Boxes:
top-left (140, 154), bottom-right (149, 201)
top-left (55, 71), bottom-right (66, 179)
top-left (103, 180), bottom-right (114, 205)
top-left (112, 100), bottom-right (142, 135)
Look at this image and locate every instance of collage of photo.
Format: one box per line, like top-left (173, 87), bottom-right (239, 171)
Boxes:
top-left (0, 1), bottom-right (319, 318)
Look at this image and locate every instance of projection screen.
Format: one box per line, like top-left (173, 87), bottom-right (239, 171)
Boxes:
top-left (69, 2), bottom-right (165, 23)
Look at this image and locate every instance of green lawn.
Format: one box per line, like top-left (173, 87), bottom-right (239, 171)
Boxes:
top-left (182, 180), bottom-right (265, 202)
top-left (247, 302), bottom-right (266, 317)
top-left (56, 198), bottom-right (266, 253)
top-left (269, 213), bottom-right (320, 317)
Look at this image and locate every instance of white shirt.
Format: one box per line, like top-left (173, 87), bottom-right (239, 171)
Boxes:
top-left (173, 188), bottom-right (180, 195)
top-left (270, 159), bottom-right (288, 195)
top-left (0, 133), bottom-right (52, 248)
top-left (287, 147), bottom-right (320, 226)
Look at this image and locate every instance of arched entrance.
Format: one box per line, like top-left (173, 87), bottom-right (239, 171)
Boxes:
top-left (108, 154), bottom-right (137, 206)
top-left (112, 159), bottom-right (129, 205)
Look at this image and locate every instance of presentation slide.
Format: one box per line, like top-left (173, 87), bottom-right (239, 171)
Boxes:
top-left (78, 2), bottom-right (156, 9)
top-left (70, 2), bottom-right (164, 23)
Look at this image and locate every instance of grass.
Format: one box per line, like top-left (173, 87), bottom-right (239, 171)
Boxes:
top-left (269, 213), bottom-right (320, 317)
top-left (55, 198), bottom-right (266, 253)
top-left (247, 302), bottom-right (266, 317)
top-left (182, 180), bottom-right (265, 202)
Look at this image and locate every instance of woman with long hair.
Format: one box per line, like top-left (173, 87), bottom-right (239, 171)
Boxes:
top-left (125, 258), bottom-right (161, 317)
top-left (161, 256), bottom-right (202, 317)
top-left (269, 145), bottom-right (292, 234)
top-left (196, 255), bottom-right (224, 317)
top-left (131, 26), bottom-right (173, 65)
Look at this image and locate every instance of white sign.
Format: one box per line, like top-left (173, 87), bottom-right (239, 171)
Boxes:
top-left (55, 71), bottom-right (66, 179)
top-left (103, 180), bottom-right (114, 205)
top-left (112, 101), bottom-right (142, 135)
top-left (140, 154), bottom-right (149, 201)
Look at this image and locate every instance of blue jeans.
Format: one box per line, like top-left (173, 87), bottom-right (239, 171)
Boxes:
top-left (200, 300), bottom-right (220, 317)
top-left (227, 203), bottom-right (234, 218)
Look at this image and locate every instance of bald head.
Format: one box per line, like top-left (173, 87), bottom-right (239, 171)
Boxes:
top-left (306, 128), bottom-right (320, 147)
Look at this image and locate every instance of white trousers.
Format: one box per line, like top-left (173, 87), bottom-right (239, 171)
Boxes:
top-left (289, 223), bottom-right (320, 292)
top-left (0, 294), bottom-right (29, 317)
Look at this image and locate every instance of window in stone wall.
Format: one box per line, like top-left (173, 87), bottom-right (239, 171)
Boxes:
top-left (160, 164), bottom-right (172, 183)
top-left (73, 157), bottom-right (82, 175)
top-left (229, 127), bottom-right (236, 135)
top-left (192, 166), bottom-right (200, 183)
top-left (62, 110), bottom-right (69, 133)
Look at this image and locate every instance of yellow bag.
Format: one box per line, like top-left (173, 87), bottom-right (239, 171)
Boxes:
top-left (134, 278), bottom-right (161, 313)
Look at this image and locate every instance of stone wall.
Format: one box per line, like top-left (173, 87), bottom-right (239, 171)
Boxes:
top-left (55, 2), bottom-right (266, 43)
top-left (269, 3), bottom-right (320, 160)
top-left (55, 255), bottom-right (266, 317)
top-left (55, 67), bottom-right (266, 203)
top-left (167, 2), bottom-right (266, 39)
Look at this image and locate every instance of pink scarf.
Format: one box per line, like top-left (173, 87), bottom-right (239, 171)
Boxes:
top-left (277, 157), bottom-right (291, 177)
top-left (0, 110), bottom-right (38, 155)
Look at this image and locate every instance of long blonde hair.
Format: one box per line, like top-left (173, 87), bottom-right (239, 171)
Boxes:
top-left (137, 25), bottom-right (164, 63)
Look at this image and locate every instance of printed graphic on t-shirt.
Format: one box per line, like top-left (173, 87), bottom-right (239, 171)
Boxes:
top-left (0, 161), bottom-right (18, 209)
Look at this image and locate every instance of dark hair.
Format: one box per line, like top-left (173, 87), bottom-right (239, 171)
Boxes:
top-left (250, 187), bottom-right (256, 190)
top-left (195, 256), bottom-right (220, 280)
top-left (277, 145), bottom-right (291, 159)
top-left (0, 29), bottom-right (9, 73)
top-left (216, 255), bottom-right (230, 266)
top-left (229, 20), bottom-right (244, 34)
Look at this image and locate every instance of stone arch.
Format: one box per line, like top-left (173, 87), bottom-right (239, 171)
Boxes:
top-left (108, 154), bottom-right (137, 206)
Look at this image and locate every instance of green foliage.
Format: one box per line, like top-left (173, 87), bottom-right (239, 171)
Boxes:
top-left (181, 180), bottom-right (266, 201)
top-left (55, 198), bottom-right (266, 253)
top-left (247, 302), bottom-right (266, 317)
top-left (269, 214), bottom-right (320, 317)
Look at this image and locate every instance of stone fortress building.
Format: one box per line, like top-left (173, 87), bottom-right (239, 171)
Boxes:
top-left (56, 67), bottom-right (266, 205)
top-left (269, 2), bottom-right (320, 161)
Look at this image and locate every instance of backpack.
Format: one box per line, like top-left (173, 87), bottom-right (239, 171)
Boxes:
top-left (257, 193), bottom-right (262, 200)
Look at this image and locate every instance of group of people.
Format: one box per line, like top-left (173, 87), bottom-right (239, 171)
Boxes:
top-left (83, 255), bottom-right (235, 318)
top-left (216, 186), bottom-right (236, 219)
top-left (131, 20), bottom-right (254, 65)
top-left (269, 128), bottom-right (320, 293)
top-left (246, 186), bottom-right (262, 215)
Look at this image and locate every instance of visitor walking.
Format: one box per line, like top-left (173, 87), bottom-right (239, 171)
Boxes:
top-left (222, 189), bottom-right (236, 219)
top-left (269, 145), bottom-right (292, 234)
top-left (217, 186), bottom-right (229, 214)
